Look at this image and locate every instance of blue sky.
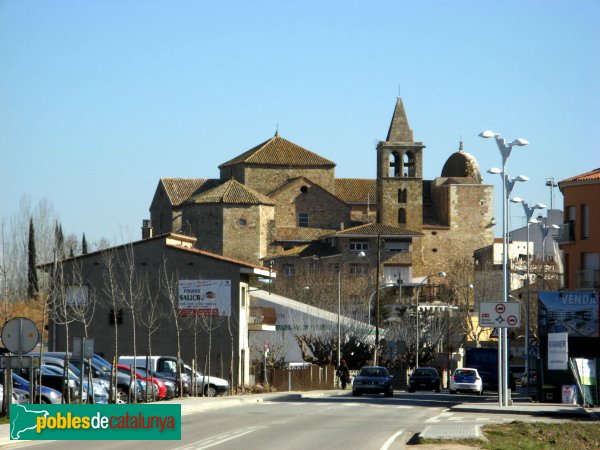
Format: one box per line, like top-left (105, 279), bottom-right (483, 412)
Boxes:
top-left (1, 1), bottom-right (599, 246)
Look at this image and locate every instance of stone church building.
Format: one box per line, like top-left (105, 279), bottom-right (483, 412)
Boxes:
top-left (148, 98), bottom-right (495, 301)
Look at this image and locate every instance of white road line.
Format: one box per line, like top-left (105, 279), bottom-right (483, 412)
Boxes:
top-left (380, 429), bottom-right (404, 450)
top-left (173, 426), bottom-right (266, 450)
top-left (395, 405), bottom-right (413, 409)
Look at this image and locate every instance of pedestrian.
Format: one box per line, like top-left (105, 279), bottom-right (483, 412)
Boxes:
top-left (337, 360), bottom-right (350, 390)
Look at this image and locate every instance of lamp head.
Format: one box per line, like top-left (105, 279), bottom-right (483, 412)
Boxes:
top-left (510, 197), bottom-right (524, 204)
top-left (529, 218), bottom-right (540, 224)
top-left (550, 224), bottom-right (560, 229)
top-left (438, 271), bottom-right (447, 278)
top-left (487, 167), bottom-right (502, 175)
top-left (467, 284), bottom-right (474, 289)
top-left (479, 130), bottom-right (498, 139)
top-left (514, 175), bottom-right (529, 182)
top-left (534, 203), bottom-right (547, 210)
top-left (357, 251), bottom-right (366, 257)
top-left (511, 138), bottom-right (529, 146)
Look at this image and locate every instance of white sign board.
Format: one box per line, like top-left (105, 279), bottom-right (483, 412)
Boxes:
top-left (178, 279), bottom-right (231, 317)
top-left (548, 332), bottom-right (569, 370)
top-left (479, 302), bottom-right (521, 328)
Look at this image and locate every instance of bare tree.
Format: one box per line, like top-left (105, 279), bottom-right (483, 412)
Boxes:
top-left (101, 249), bottom-right (124, 403)
top-left (160, 257), bottom-right (184, 397)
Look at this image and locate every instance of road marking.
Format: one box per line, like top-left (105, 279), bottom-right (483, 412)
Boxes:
top-left (173, 426), bottom-right (266, 449)
top-left (380, 429), bottom-right (404, 450)
top-left (395, 405), bottom-right (413, 409)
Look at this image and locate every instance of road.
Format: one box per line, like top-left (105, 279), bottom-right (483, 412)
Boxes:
top-left (4, 391), bottom-right (566, 450)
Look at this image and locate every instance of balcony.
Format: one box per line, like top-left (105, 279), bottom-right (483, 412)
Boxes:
top-left (249, 306), bottom-right (277, 331)
top-left (558, 221), bottom-right (575, 244)
top-left (575, 270), bottom-right (600, 290)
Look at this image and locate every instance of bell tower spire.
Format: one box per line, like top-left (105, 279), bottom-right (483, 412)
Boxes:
top-left (376, 98), bottom-right (425, 230)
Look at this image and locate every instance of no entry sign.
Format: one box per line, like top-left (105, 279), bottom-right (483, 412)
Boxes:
top-left (479, 301), bottom-right (521, 328)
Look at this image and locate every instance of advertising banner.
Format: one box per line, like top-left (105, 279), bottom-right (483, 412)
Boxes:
top-left (548, 332), bottom-right (569, 370)
top-left (178, 279), bottom-right (231, 317)
top-left (538, 291), bottom-right (598, 338)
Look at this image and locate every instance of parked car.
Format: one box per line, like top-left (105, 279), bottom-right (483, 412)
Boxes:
top-left (408, 367), bottom-right (441, 393)
top-left (351, 366), bottom-right (393, 397)
top-left (183, 363), bottom-right (228, 397)
top-left (42, 365), bottom-right (109, 404)
top-left (117, 365), bottom-right (166, 401)
top-left (0, 385), bottom-right (29, 405)
top-left (449, 368), bottom-right (483, 395)
top-left (137, 367), bottom-right (179, 399)
top-left (1, 370), bottom-right (63, 404)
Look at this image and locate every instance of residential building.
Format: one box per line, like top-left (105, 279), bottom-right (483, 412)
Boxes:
top-left (558, 168), bottom-right (600, 290)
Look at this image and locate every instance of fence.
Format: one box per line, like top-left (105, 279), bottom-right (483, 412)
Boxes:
top-left (263, 364), bottom-right (335, 391)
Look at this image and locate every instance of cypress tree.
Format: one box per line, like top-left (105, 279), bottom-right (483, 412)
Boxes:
top-left (82, 233), bottom-right (88, 255)
top-left (27, 218), bottom-right (39, 299)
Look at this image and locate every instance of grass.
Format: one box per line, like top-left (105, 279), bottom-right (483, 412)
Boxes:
top-left (421, 421), bottom-right (600, 450)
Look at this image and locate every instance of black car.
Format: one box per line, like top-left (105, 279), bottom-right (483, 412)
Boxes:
top-left (408, 367), bottom-right (441, 393)
top-left (351, 366), bottom-right (394, 397)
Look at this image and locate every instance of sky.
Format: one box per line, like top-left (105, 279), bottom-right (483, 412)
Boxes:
top-left (1, 0), bottom-right (599, 247)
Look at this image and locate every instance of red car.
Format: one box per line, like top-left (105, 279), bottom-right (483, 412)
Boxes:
top-left (116, 364), bottom-right (167, 400)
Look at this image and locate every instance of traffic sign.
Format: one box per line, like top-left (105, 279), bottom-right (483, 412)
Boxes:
top-left (1, 317), bottom-right (39, 354)
top-left (479, 302), bottom-right (521, 328)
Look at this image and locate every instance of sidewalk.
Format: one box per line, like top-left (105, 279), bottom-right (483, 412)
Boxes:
top-left (1, 390), bottom-right (597, 447)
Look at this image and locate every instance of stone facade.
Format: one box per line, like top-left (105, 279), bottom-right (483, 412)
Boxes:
top-left (148, 98), bottom-right (495, 291)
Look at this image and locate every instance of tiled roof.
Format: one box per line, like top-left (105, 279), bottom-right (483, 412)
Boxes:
top-left (559, 168), bottom-right (600, 184)
top-left (219, 134), bottom-right (335, 168)
top-left (268, 241), bottom-right (341, 259)
top-left (335, 178), bottom-right (376, 204)
top-left (160, 178), bottom-right (221, 206)
top-left (186, 179), bottom-right (275, 205)
top-left (274, 227), bottom-right (332, 242)
top-left (325, 223), bottom-right (424, 238)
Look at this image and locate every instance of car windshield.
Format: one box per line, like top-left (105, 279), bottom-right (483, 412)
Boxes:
top-left (359, 368), bottom-right (387, 377)
top-left (455, 369), bottom-right (477, 376)
top-left (413, 369), bottom-right (435, 376)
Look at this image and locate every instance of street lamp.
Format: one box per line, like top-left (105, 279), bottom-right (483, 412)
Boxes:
top-left (415, 271), bottom-right (447, 368)
top-left (445, 283), bottom-right (473, 386)
top-left (337, 267), bottom-right (341, 378)
top-left (480, 130), bottom-right (528, 407)
top-left (510, 198), bottom-right (546, 399)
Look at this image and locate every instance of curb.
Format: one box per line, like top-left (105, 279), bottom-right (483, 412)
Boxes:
top-left (449, 405), bottom-right (592, 419)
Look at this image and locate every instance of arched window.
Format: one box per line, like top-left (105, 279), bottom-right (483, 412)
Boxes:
top-left (398, 188), bottom-right (407, 203)
top-left (403, 152), bottom-right (415, 177)
top-left (398, 208), bottom-right (406, 225)
top-left (389, 151), bottom-right (401, 177)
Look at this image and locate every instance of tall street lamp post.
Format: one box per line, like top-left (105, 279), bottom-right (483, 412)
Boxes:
top-left (445, 283), bottom-right (473, 386)
top-left (415, 271), bottom-right (447, 368)
top-left (510, 198), bottom-right (546, 398)
top-left (480, 130), bottom-right (528, 407)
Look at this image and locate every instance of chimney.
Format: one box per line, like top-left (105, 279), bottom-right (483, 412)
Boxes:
top-left (142, 219), bottom-right (153, 239)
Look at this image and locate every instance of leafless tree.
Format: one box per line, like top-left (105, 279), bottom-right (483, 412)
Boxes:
top-left (160, 257), bottom-right (184, 397)
top-left (101, 249), bottom-right (124, 403)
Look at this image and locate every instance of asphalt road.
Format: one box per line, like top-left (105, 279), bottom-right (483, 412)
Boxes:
top-left (4, 391), bottom-right (568, 450)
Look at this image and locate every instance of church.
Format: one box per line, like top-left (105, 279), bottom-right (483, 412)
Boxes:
top-left (147, 98), bottom-right (495, 302)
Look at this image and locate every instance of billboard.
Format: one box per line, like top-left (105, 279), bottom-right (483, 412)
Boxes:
top-left (178, 280), bottom-right (231, 317)
top-left (538, 291), bottom-right (598, 338)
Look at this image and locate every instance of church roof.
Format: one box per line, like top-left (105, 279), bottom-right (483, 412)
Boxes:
top-left (385, 97), bottom-right (414, 142)
top-left (440, 142), bottom-right (483, 183)
top-left (325, 223), bottom-right (424, 238)
top-left (335, 178), bottom-right (376, 204)
top-left (160, 178), bottom-right (221, 206)
top-left (274, 227), bottom-right (333, 242)
top-left (219, 134), bottom-right (335, 168)
top-left (185, 179), bottom-right (275, 205)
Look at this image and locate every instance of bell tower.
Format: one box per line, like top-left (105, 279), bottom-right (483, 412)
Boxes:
top-left (376, 98), bottom-right (425, 231)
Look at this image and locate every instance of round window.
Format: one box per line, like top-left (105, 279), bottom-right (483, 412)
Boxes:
top-left (239, 218), bottom-right (247, 226)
